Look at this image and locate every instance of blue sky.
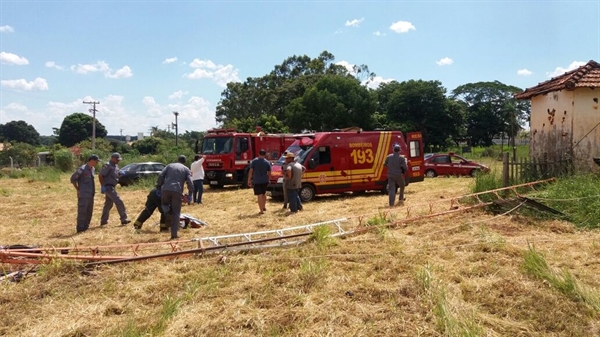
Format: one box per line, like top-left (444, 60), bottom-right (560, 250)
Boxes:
top-left (1, 0), bottom-right (599, 136)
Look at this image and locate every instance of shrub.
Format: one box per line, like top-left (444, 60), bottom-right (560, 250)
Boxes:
top-left (53, 149), bottom-right (74, 172)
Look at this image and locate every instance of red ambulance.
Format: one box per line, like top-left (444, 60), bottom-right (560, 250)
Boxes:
top-left (268, 129), bottom-right (424, 201)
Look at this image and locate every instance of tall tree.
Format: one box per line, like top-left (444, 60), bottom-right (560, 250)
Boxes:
top-left (285, 75), bottom-right (376, 132)
top-left (215, 51), bottom-right (369, 130)
top-left (452, 81), bottom-right (529, 146)
top-left (377, 80), bottom-right (464, 146)
top-left (58, 113), bottom-right (107, 148)
top-left (0, 120), bottom-right (40, 145)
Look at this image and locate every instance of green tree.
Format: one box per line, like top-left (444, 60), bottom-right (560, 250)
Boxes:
top-left (377, 80), bottom-right (464, 146)
top-left (58, 113), bottom-right (107, 148)
top-left (223, 115), bottom-right (289, 134)
top-left (132, 137), bottom-right (166, 155)
top-left (215, 51), bottom-right (368, 129)
top-left (0, 142), bottom-right (38, 168)
top-left (0, 120), bottom-right (40, 145)
top-left (452, 81), bottom-right (529, 146)
top-left (285, 75), bottom-right (376, 132)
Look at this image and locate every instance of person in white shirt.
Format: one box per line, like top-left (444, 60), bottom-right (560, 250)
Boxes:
top-left (190, 154), bottom-right (205, 204)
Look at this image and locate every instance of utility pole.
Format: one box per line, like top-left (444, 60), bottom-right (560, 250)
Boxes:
top-left (83, 101), bottom-right (100, 150)
top-left (173, 111), bottom-right (179, 147)
top-left (120, 129), bottom-right (123, 141)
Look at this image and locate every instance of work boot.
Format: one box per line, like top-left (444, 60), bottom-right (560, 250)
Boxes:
top-left (133, 221), bottom-right (142, 230)
top-left (121, 219), bottom-right (131, 225)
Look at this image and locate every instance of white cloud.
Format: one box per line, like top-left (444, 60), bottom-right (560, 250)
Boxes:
top-left (0, 52), bottom-right (29, 65)
top-left (5, 103), bottom-right (27, 111)
top-left (373, 31), bottom-right (386, 37)
top-left (168, 90), bottom-right (188, 100)
top-left (70, 61), bottom-right (110, 74)
top-left (185, 59), bottom-right (240, 87)
top-left (141, 95), bottom-right (215, 132)
top-left (517, 68), bottom-right (533, 76)
top-left (389, 21), bottom-right (416, 33)
top-left (107, 65), bottom-right (133, 79)
top-left (436, 57), bottom-right (453, 66)
top-left (336, 60), bottom-right (355, 73)
top-left (70, 61), bottom-right (132, 79)
top-left (0, 25), bottom-right (14, 33)
top-left (1, 77), bottom-right (48, 91)
top-left (190, 59), bottom-right (217, 69)
top-left (546, 61), bottom-right (586, 77)
top-left (45, 61), bottom-right (64, 70)
top-left (334, 29), bottom-right (343, 35)
top-left (345, 18), bottom-right (364, 27)
top-left (364, 76), bottom-right (395, 90)
top-left (163, 57), bottom-right (178, 64)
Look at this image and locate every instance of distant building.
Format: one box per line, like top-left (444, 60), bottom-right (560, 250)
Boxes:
top-left (515, 60), bottom-right (600, 171)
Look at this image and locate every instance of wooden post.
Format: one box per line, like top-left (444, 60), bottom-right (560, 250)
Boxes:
top-left (502, 152), bottom-right (509, 188)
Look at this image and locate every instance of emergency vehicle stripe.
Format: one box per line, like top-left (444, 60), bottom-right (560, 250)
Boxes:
top-left (302, 132), bottom-right (393, 183)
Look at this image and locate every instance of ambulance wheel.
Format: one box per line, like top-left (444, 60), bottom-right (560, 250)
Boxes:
top-left (470, 169), bottom-right (481, 177)
top-left (299, 184), bottom-right (315, 202)
top-left (425, 169), bottom-right (437, 178)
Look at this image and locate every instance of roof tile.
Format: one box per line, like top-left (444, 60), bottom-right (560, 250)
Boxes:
top-left (515, 60), bottom-right (600, 99)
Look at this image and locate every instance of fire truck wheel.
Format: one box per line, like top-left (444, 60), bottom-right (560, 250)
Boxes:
top-left (299, 184), bottom-right (315, 202)
top-left (241, 170), bottom-right (250, 189)
top-left (425, 169), bottom-right (437, 178)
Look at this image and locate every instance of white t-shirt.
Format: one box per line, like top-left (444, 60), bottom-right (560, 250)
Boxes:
top-left (190, 157), bottom-right (205, 180)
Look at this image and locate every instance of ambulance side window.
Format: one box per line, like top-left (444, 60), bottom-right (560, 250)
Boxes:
top-left (409, 140), bottom-right (421, 158)
top-left (309, 147), bottom-right (331, 166)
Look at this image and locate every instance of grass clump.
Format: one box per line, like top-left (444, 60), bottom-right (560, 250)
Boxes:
top-left (523, 244), bottom-right (600, 312)
top-left (415, 264), bottom-right (483, 336)
top-left (531, 174), bottom-right (600, 228)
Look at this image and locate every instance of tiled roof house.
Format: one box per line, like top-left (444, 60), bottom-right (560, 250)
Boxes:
top-left (515, 60), bottom-right (600, 170)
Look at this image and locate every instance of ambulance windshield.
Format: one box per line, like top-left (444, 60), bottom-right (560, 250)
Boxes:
top-left (202, 136), bottom-right (233, 154)
top-left (275, 144), bottom-right (313, 165)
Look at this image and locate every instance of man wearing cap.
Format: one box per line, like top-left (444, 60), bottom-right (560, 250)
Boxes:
top-left (384, 145), bottom-right (409, 207)
top-left (71, 154), bottom-right (100, 233)
top-left (99, 152), bottom-right (130, 226)
top-left (284, 152), bottom-right (304, 214)
top-left (156, 155), bottom-right (194, 240)
top-left (247, 149), bottom-right (271, 214)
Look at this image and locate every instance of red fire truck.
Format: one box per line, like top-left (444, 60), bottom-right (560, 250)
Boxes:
top-left (201, 127), bottom-right (295, 188)
top-left (268, 129), bottom-right (424, 201)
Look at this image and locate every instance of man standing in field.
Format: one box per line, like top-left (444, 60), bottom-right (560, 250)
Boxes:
top-left (281, 151), bottom-right (289, 209)
top-left (384, 144), bottom-right (408, 207)
top-left (247, 149), bottom-right (271, 214)
top-left (190, 154), bottom-right (205, 205)
top-left (70, 154), bottom-right (100, 233)
top-left (284, 152), bottom-right (303, 214)
top-left (156, 155), bottom-right (194, 240)
top-left (99, 152), bottom-right (130, 226)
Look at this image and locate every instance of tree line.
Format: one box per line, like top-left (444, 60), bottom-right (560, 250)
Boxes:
top-left (0, 50), bottom-right (530, 167)
top-left (216, 50), bottom-right (530, 147)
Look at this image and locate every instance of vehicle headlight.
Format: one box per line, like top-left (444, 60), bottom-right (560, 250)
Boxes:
top-left (225, 173), bottom-right (233, 178)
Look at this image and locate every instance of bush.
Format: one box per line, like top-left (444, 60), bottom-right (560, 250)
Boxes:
top-left (53, 149), bottom-right (74, 172)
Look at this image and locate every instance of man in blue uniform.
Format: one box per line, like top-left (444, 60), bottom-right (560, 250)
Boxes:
top-left (384, 145), bottom-right (408, 207)
top-left (156, 155), bottom-right (194, 240)
top-left (71, 154), bottom-right (100, 233)
top-left (133, 187), bottom-right (168, 232)
top-left (99, 152), bottom-right (130, 226)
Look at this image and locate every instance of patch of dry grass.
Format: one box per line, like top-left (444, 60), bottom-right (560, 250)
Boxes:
top-left (2, 174), bottom-right (600, 336)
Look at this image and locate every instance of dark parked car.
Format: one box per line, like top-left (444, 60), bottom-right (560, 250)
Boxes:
top-left (424, 153), bottom-right (490, 177)
top-left (118, 162), bottom-right (165, 186)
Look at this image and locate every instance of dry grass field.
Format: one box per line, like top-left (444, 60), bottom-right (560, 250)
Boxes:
top-left (1, 172), bottom-right (600, 336)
